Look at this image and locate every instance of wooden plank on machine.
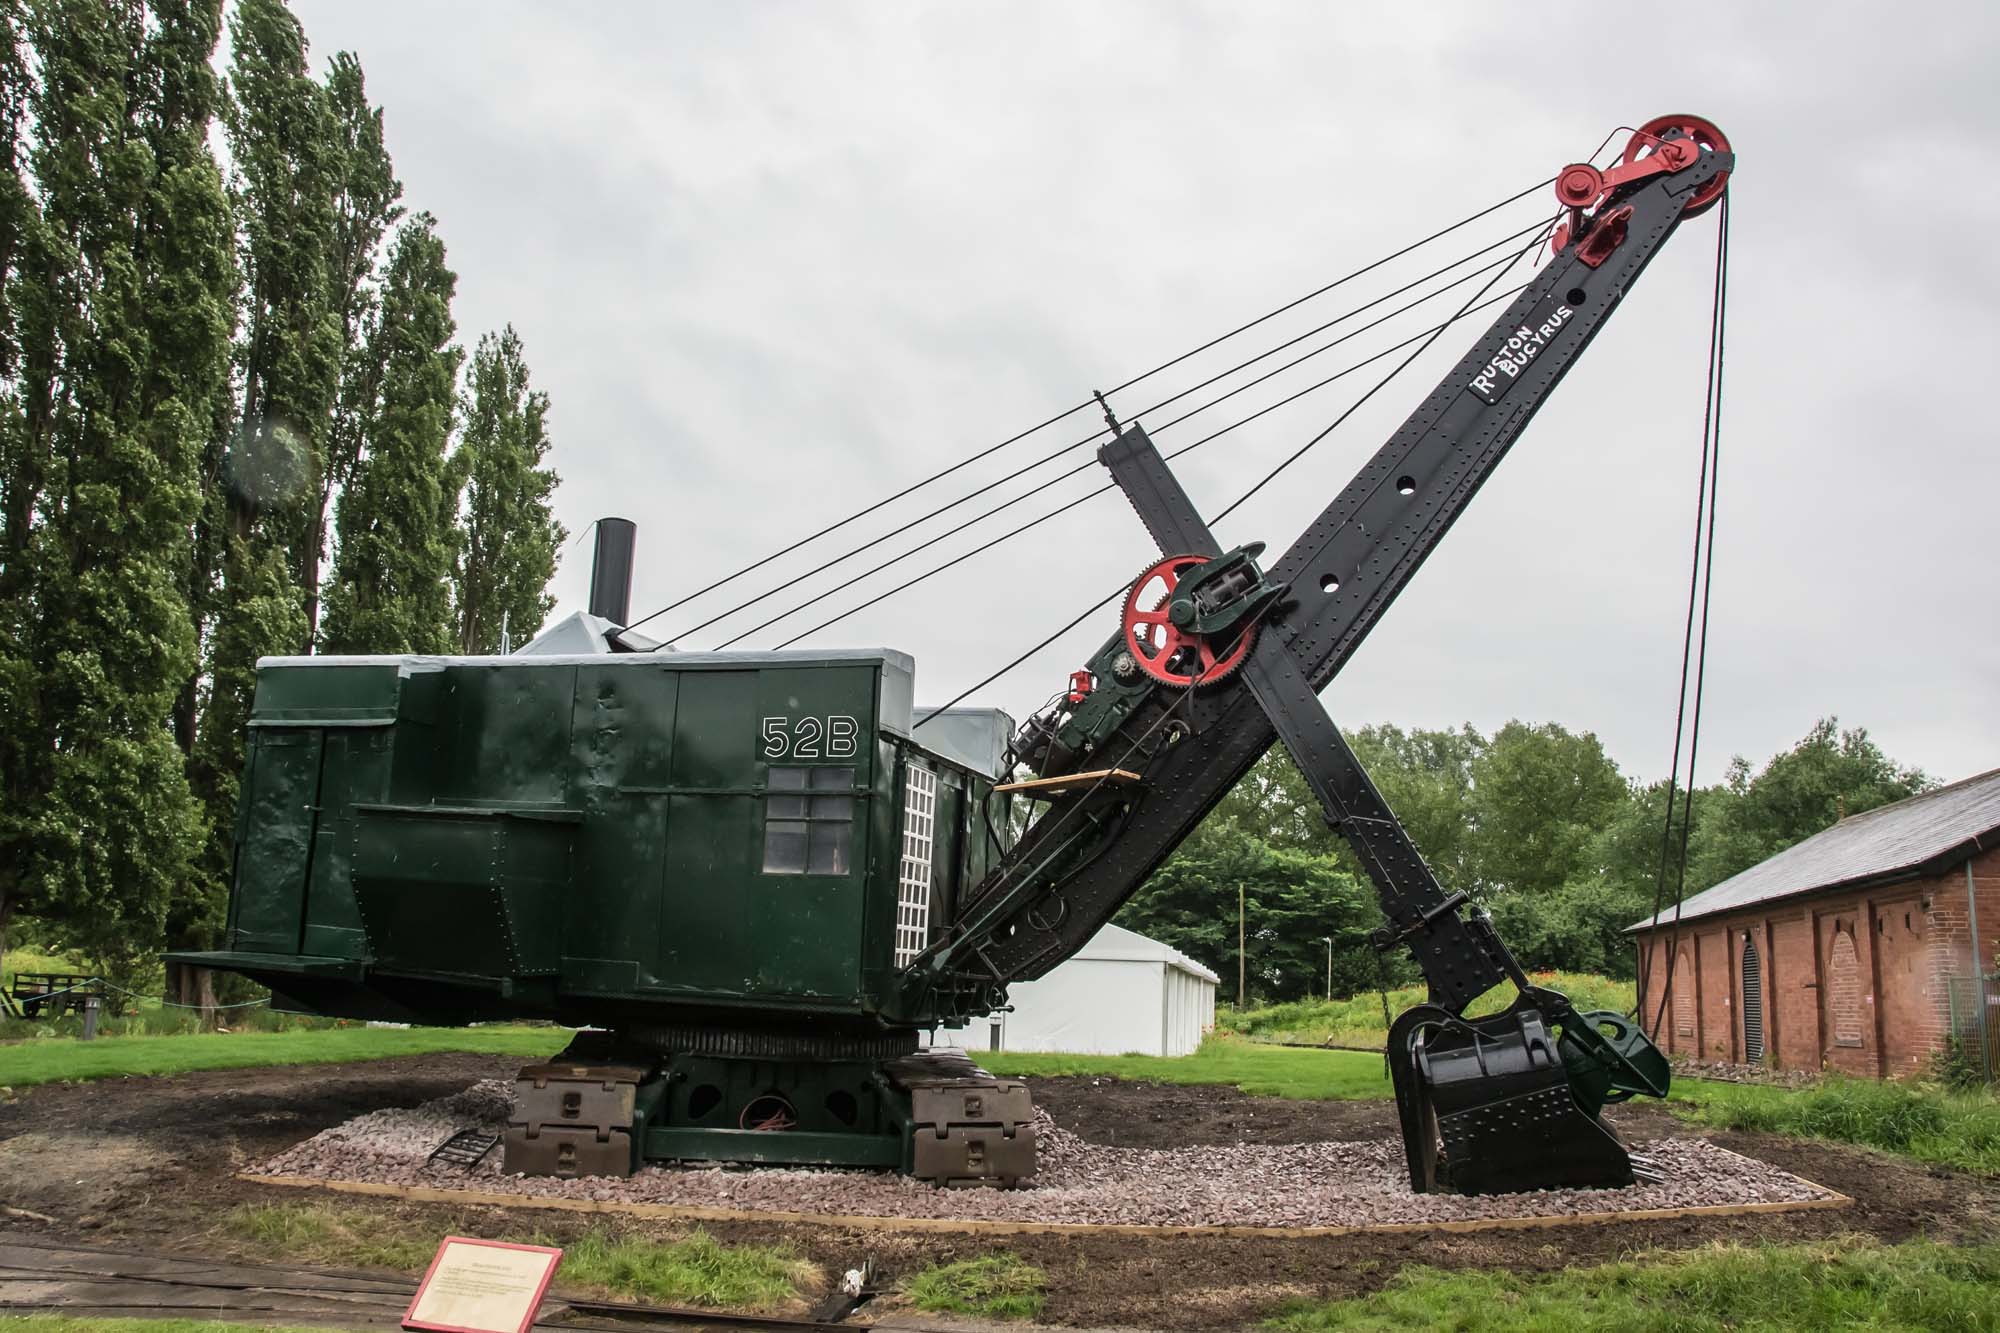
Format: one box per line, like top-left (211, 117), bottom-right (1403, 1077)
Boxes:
top-left (992, 768), bottom-right (1141, 797)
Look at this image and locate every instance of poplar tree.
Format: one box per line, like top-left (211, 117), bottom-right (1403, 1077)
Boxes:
top-left (306, 50), bottom-right (400, 649)
top-left (454, 326), bottom-right (565, 654)
top-left (214, 0), bottom-right (334, 557)
top-left (182, 0), bottom-right (329, 979)
top-left (0, 0), bottom-right (235, 971)
top-left (0, 0), bottom-right (45, 964)
top-left (320, 213), bottom-right (462, 654)
top-left (182, 12), bottom-right (401, 997)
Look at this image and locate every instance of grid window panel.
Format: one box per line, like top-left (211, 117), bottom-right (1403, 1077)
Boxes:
top-left (762, 765), bottom-right (855, 875)
top-left (895, 765), bottom-right (938, 967)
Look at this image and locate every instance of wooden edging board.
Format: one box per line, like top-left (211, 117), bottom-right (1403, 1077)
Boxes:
top-left (245, 1164), bottom-right (1851, 1241)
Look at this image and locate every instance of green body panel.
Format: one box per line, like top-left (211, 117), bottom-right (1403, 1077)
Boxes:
top-left (177, 648), bottom-right (1014, 1034)
top-left (230, 729), bottom-right (323, 954)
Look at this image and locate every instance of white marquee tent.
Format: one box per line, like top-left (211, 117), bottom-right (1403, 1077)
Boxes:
top-left (934, 923), bottom-right (1219, 1057)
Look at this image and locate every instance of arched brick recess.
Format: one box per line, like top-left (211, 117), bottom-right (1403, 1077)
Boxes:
top-left (1672, 948), bottom-right (1695, 1039)
top-left (1829, 927), bottom-right (1863, 1048)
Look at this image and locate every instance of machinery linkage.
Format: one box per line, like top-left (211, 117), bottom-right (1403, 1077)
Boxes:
top-left (959, 115), bottom-right (1732, 1194)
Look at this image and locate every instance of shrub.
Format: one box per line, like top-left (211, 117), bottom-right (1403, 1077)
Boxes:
top-left (1219, 973), bottom-right (1636, 1047)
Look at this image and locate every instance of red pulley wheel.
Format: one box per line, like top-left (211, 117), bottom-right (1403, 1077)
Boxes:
top-left (1624, 115), bottom-right (1731, 217)
top-left (1122, 554), bottom-right (1258, 687)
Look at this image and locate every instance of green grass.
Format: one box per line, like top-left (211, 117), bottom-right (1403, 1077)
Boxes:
top-left (556, 1229), bottom-right (816, 1310)
top-left (223, 1201), bottom-right (437, 1271)
top-left (0, 1022), bottom-right (568, 1087)
top-left (222, 1203), bottom-right (817, 1312)
top-left (902, 1254), bottom-right (1047, 1320)
top-left (1263, 1236), bottom-right (2000, 1330)
top-left (1671, 1074), bottom-right (2000, 1175)
top-left (985, 1034), bottom-right (1388, 1100)
top-left (1221, 972), bottom-right (1636, 1048)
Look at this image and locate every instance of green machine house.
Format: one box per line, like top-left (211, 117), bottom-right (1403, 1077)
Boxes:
top-left (169, 569), bottom-right (1032, 1183)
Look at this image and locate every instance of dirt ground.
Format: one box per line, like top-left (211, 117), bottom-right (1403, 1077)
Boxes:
top-left (2, 1055), bottom-right (1996, 1329)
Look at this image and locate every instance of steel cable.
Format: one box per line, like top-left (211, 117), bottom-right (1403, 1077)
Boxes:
top-left (905, 277), bottom-right (1532, 724)
top-left (704, 253), bottom-right (1538, 650)
top-left (619, 179), bottom-right (1556, 636)
top-left (1642, 194), bottom-right (1731, 1040)
top-left (1207, 218), bottom-right (1556, 526)
top-left (770, 285), bottom-right (1530, 655)
top-left (668, 228), bottom-right (1551, 648)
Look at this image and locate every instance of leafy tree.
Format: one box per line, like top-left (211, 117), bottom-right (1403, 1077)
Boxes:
top-left (1116, 821), bottom-right (1378, 1004)
top-left (453, 325), bottom-right (564, 653)
top-left (0, 0), bottom-right (41, 909)
top-left (1210, 723), bottom-right (1484, 889)
top-left (1687, 718), bottom-right (1932, 891)
top-left (1468, 720), bottom-right (1627, 898)
top-left (181, 12), bottom-right (401, 999)
top-left (221, 0), bottom-right (337, 544)
top-left (1207, 748), bottom-right (1323, 852)
top-left (1349, 722), bottom-right (1484, 890)
top-left (320, 212), bottom-right (462, 654)
top-left (0, 0), bottom-right (235, 975)
top-left (1486, 781), bottom-right (1705, 978)
top-left (178, 0), bottom-right (339, 998)
top-left (305, 48), bottom-right (400, 649)
top-left (1460, 719), bottom-right (1932, 979)
top-left (0, 0), bottom-right (49, 967)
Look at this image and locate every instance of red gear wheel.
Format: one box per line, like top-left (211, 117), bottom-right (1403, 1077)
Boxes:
top-left (1624, 115), bottom-right (1731, 217)
top-left (1122, 554), bottom-right (1259, 687)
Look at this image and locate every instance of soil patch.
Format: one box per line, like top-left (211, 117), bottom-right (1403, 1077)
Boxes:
top-left (0, 1055), bottom-right (1995, 1329)
top-left (1027, 1074), bottom-right (1397, 1147)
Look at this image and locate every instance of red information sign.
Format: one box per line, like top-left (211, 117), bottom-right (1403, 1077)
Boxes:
top-left (403, 1236), bottom-right (563, 1333)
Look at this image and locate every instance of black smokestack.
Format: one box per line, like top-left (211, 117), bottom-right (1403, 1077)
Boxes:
top-left (588, 517), bottom-right (636, 626)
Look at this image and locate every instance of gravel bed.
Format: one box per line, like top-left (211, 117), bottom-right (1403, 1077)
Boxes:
top-left (1671, 1057), bottom-right (1823, 1089)
top-left (248, 1079), bottom-right (1837, 1229)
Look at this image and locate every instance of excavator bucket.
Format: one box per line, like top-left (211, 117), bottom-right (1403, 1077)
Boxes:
top-left (1387, 998), bottom-right (1670, 1195)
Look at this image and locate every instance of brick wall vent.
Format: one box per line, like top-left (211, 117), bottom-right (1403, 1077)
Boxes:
top-left (1742, 935), bottom-right (1765, 1063)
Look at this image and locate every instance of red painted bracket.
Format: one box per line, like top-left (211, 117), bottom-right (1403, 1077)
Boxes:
top-left (1551, 116), bottom-right (1730, 266)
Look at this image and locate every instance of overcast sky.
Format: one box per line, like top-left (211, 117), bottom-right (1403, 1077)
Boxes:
top-left (294, 1), bottom-right (2000, 788)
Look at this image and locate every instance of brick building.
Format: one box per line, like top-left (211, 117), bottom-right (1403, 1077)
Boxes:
top-left (1630, 768), bottom-right (2000, 1078)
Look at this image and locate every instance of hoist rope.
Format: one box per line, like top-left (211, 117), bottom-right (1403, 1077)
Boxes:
top-left (1640, 192), bottom-right (1731, 1041)
top-left (705, 252), bottom-right (1539, 650)
top-left (909, 225), bottom-right (1552, 724)
top-left (668, 228), bottom-right (1551, 648)
top-left (773, 283), bottom-right (1532, 655)
top-left (1208, 219), bottom-right (1553, 526)
top-left (619, 179), bottom-right (1556, 637)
